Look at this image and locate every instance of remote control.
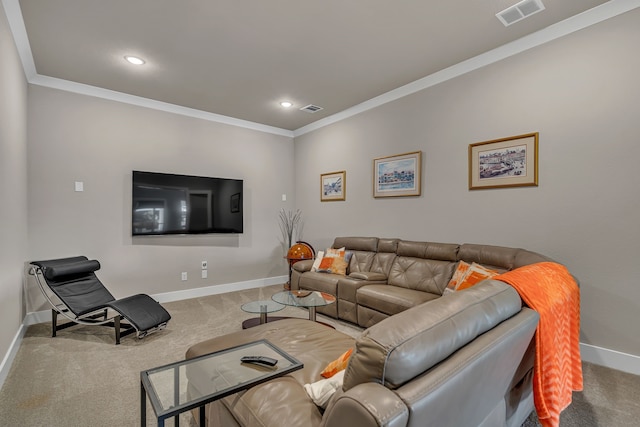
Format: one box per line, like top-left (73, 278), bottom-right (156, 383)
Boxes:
top-left (241, 356), bottom-right (278, 367)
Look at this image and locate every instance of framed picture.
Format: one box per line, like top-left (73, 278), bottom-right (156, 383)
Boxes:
top-left (230, 192), bottom-right (240, 212)
top-left (468, 133), bottom-right (538, 190)
top-left (321, 171), bottom-right (346, 201)
top-left (373, 151), bottom-right (422, 198)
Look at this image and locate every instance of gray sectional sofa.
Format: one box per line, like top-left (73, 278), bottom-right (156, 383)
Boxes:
top-left (290, 236), bottom-right (552, 327)
top-left (187, 281), bottom-right (540, 427)
top-left (185, 236), bottom-right (559, 427)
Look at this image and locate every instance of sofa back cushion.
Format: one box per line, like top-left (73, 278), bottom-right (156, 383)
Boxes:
top-left (347, 251), bottom-right (376, 273)
top-left (396, 240), bottom-right (459, 261)
top-left (333, 237), bottom-right (378, 252)
top-left (366, 238), bottom-right (398, 276)
top-left (514, 249), bottom-right (554, 268)
top-left (458, 244), bottom-right (555, 272)
top-left (387, 241), bottom-right (459, 293)
top-left (343, 280), bottom-right (522, 391)
top-left (457, 243), bottom-right (518, 271)
top-left (388, 257), bottom-right (456, 294)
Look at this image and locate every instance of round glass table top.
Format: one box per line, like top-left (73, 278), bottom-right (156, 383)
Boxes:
top-left (271, 290), bottom-right (336, 308)
top-left (241, 300), bottom-right (285, 314)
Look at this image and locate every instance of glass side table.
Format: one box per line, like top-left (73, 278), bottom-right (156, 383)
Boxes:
top-left (240, 299), bottom-right (286, 329)
top-left (140, 339), bottom-right (303, 427)
top-left (271, 290), bottom-right (336, 322)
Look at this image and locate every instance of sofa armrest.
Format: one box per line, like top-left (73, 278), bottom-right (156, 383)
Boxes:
top-left (321, 383), bottom-right (408, 427)
top-left (349, 271), bottom-right (387, 281)
top-left (292, 259), bottom-right (314, 273)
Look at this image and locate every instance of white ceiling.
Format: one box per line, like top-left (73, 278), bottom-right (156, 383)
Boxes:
top-left (5, 0), bottom-right (630, 134)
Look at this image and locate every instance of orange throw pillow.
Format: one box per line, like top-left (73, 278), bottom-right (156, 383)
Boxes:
top-left (318, 257), bottom-right (335, 271)
top-left (444, 261), bottom-right (471, 294)
top-left (320, 348), bottom-right (353, 378)
top-left (456, 262), bottom-right (499, 291)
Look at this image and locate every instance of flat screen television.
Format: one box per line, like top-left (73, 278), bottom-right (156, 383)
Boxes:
top-left (132, 170), bottom-right (243, 236)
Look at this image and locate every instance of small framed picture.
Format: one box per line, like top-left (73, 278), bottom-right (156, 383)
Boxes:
top-left (373, 151), bottom-right (422, 198)
top-left (469, 133), bottom-right (538, 190)
top-left (320, 171), bottom-right (346, 202)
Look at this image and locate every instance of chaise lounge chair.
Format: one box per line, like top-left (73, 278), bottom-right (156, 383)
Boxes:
top-left (29, 256), bottom-right (171, 345)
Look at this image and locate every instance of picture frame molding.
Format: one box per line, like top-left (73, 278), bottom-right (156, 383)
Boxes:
top-left (320, 170), bottom-right (346, 202)
top-left (373, 151), bottom-right (422, 198)
top-left (468, 132), bottom-right (539, 190)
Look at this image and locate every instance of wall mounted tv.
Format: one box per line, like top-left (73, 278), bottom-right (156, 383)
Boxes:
top-left (132, 171), bottom-right (243, 236)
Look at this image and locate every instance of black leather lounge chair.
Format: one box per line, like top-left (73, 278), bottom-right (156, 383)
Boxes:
top-left (29, 256), bottom-right (171, 344)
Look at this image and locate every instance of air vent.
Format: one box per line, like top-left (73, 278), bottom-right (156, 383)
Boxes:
top-left (496, 0), bottom-right (545, 27)
top-left (300, 104), bottom-right (324, 113)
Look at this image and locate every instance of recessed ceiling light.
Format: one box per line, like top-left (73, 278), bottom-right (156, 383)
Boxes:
top-left (280, 101), bottom-right (293, 108)
top-left (124, 55), bottom-right (145, 65)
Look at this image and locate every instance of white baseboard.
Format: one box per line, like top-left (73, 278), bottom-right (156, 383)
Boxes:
top-left (4, 276), bottom-right (639, 389)
top-left (21, 275), bottom-right (288, 326)
top-left (0, 323), bottom-right (26, 388)
top-left (580, 343), bottom-right (640, 376)
top-left (151, 275), bottom-right (288, 304)
top-left (2, 275), bottom-right (286, 389)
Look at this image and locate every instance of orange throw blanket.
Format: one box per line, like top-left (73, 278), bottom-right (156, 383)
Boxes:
top-left (494, 262), bottom-right (583, 427)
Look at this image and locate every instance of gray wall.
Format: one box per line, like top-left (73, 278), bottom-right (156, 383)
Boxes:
top-left (0, 4), bottom-right (28, 362)
top-left (25, 86), bottom-right (295, 311)
top-left (294, 9), bottom-right (640, 358)
top-left (3, 2), bottom-right (639, 369)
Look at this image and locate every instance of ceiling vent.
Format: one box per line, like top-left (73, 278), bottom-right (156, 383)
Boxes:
top-left (496, 0), bottom-right (545, 27)
top-left (300, 104), bottom-right (324, 113)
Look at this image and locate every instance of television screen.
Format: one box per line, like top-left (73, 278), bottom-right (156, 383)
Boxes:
top-left (132, 171), bottom-right (243, 236)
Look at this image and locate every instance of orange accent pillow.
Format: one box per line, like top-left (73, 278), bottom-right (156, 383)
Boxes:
top-left (317, 249), bottom-right (350, 275)
top-left (320, 348), bottom-right (353, 378)
top-left (444, 261), bottom-right (470, 294)
top-left (325, 247), bottom-right (346, 257)
top-left (456, 262), bottom-right (499, 291)
top-left (318, 257), bottom-right (335, 270)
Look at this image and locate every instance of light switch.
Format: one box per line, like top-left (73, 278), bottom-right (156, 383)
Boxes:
top-left (282, 194), bottom-right (287, 201)
top-left (74, 181), bottom-right (84, 192)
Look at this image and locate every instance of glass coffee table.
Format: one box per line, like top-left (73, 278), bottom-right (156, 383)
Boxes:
top-left (140, 339), bottom-right (303, 427)
top-left (240, 299), bottom-right (286, 329)
top-left (271, 290), bottom-right (336, 322)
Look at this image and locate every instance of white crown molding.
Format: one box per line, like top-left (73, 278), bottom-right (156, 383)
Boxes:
top-left (293, 0), bottom-right (640, 137)
top-left (2, 1), bottom-right (293, 137)
top-left (1, 0), bottom-right (36, 79)
top-left (28, 74), bottom-right (294, 137)
top-left (5, 0), bottom-right (639, 139)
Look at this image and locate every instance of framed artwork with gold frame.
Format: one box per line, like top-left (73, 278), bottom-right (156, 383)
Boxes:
top-left (373, 151), bottom-right (422, 198)
top-left (321, 171), bottom-right (346, 201)
top-left (469, 133), bottom-right (538, 190)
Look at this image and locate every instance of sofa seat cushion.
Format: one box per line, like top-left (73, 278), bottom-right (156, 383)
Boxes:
top-left (337, 275), bottom-right (387, 303)
top-left (357, 285), bottom-right (439, 316)
top-left (299, 271), bottom-right (341, 294)
top-left (186, 319), bottom-right (355, 427)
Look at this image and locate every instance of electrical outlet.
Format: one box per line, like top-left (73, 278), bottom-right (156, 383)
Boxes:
top-left (181, 272), bottom-right (188, 281)
top-left (201, 261), bottom-right (208, 270)
top-left (201, 270), bottom-right (208, 279)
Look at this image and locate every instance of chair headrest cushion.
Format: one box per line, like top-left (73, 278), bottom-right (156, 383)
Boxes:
top-left (44, 260), bottom-right (101, 280)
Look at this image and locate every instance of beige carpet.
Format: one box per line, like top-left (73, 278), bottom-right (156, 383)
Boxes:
top-left (0, 285), bottom-right (361, 426)
top-left (0, 284), bottom-right (638, 426)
